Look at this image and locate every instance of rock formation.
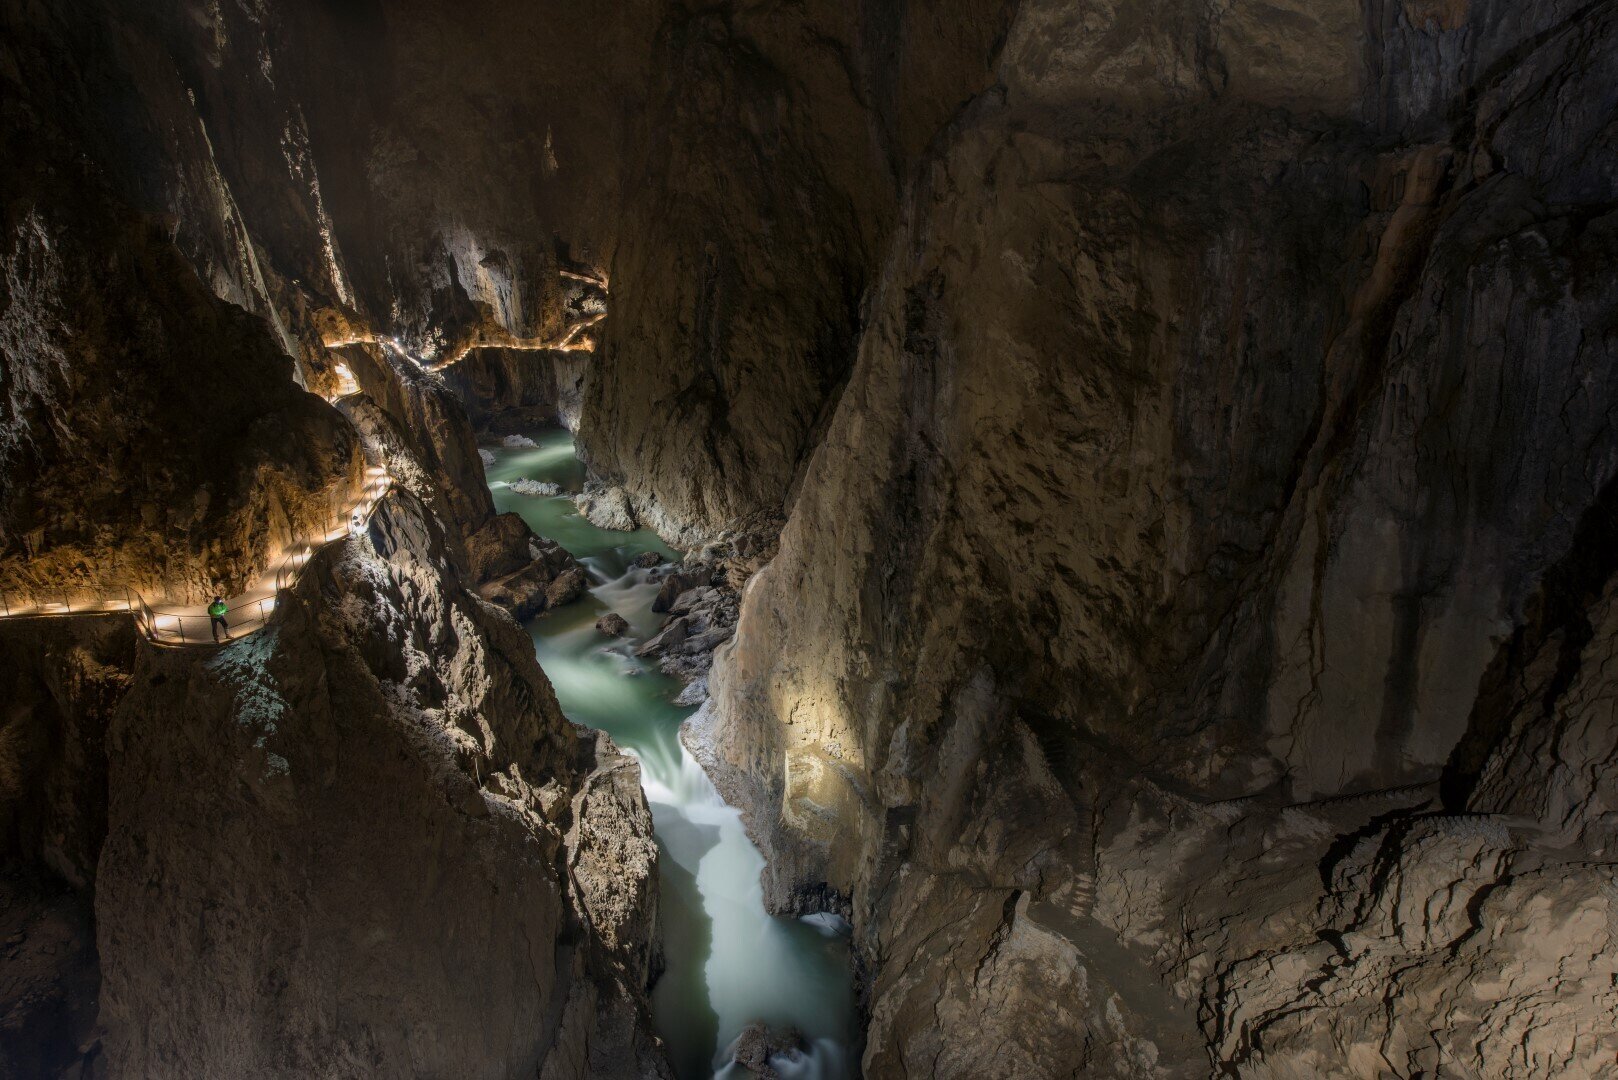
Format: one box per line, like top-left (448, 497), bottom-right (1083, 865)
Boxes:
top-left (91, 492), bottom-right (663, 1076)
top-left (579, 1), bottom-right (1018, 547)
top-left (7, 0), bottom-right (1618, 1076)
top-left (704, 0), bottom-right (1618, 1075)
top-left (1, 2), bottom-right (666, 1074)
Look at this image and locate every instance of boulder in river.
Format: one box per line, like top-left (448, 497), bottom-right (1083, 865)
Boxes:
top-left (546, 566), bottom-right (589, 608)
top-left (509, 478), bottom-right (561, 497)
top-left (596, 612), bottom-right (630, 637)
top-left (501, 434), bottom-right (537, 448)
top-left (635, 616), bottom-right (688, 656)
top-left (727, 1022), bottom-right (807, 1078)
top-left (631, 551), bottom-right (663, 569)
top-left (651, 568), bottom-right (713, 613)
top-left (478, 449), bottom-right (496, 467)
top-left (574, 482), bottom-right (638, 531)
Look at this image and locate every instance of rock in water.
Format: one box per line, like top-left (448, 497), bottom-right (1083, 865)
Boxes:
top-left (631, 551), bottom-right (663, 569)
top-left (635, 617), bottom-right (689, 656)
top-left (651, 569), bottom-right (713, 613)
top-left (478, 449), bottom-right (496, 467)
top-left (673, 678), bottom-right (708, 706)
top-left (501, 434), bottom-right (537, 448)
top-left (728, 1022), bottom-right (807, 1078)
top-left (574, 483), bottom-right (638, 531)
top-left (596, 612), bottom-right (630, 636)
top-left (545, 566), bottom-right (589, 608)
top-left (509, 478), bottom-right (561, 497)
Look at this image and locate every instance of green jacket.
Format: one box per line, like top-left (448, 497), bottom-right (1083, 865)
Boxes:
top-left (208, 601), bottom-right (228, 617)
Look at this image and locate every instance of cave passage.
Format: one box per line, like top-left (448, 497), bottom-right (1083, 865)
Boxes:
top-left (483, 428), bottom-right (857, 1079)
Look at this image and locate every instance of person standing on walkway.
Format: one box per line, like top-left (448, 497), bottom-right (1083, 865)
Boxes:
top-left (209, 596), bottom-right (229, 643)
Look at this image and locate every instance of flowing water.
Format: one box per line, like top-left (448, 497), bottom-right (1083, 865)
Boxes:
top-left (483, 428), bottom-right (856, 1080)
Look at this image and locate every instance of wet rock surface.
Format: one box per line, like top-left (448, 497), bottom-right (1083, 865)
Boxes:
top-left (636, 562), bottom-right (741, 684)
top-left (574, 482), bottom-right (639, 533)
top-left (726, 1022), bottom-right (808, 1079)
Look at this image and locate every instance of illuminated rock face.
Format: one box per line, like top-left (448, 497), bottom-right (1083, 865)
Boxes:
top-left (705, 0), bottom-right (1618, 1075)
top-left (0, 5), bottom-right (666, 1075)
top-left (0, 196), bottom-right (362, 603)
top-left (7, 0), bottom-right (1618, 1077)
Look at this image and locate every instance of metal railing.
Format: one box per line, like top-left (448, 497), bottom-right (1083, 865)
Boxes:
top-left (132, 593), bottom-right (281, 646)
top-left (0, 586), bottom-right (139, 620)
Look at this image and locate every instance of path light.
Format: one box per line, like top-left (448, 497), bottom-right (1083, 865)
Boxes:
top-left (0, 328), bottom-right (400, 646)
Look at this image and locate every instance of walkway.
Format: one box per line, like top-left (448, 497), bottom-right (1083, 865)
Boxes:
top-left (0, 374), bottom-right (392, 647)
top-left (0, 264), bottom-right (605, 647)
top-left (323, 270), bottom-right (609, 374)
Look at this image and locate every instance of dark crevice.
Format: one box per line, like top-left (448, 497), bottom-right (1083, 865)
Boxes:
top-left (1441, 470), bottom-right (1618, 809)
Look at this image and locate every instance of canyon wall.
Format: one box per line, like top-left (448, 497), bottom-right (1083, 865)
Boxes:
top-left (579, 0), bottom-right (1018, 545)
top-left (2, 0), bottom-right (657, 390)
top-left (0, 157), bottom-right (360, 602)
top-left (93, 492), bottom-right (664, 1077)
top-left (1, 3), bottom-right (670, 1074)
top-left (707, 0), bottom-right (1618, 1075)
top-left (444, 347), bottom-right (591, 435)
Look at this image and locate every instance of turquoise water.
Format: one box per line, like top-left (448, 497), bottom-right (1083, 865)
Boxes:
top-left (482, 428), bottom-right (856, 1080)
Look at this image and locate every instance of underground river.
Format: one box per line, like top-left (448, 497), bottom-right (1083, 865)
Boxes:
top-left (482, 427), bottom-right (856, 1079)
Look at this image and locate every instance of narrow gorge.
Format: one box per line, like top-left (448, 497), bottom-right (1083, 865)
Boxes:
top-left (3, 1), bottom-right (1616, 1078)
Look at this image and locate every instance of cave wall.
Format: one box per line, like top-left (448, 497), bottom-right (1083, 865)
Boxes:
top-left (706, 0), bottom-right (1618, 1074)
top-left (1, 3), bottom-right (673, 1074)
top-left (442, 346), bottom-right (587, 434)
top-left (579, 0), bottom-right (1018, 545)
top-left (2, 0), bottom-right (659, 390)
top-left (7, 0), bottom-right (1618, 1075)
top-left (0, 619), bottom-right (134, 1078)
top-left (94, 492), bottom-right (664, 1077)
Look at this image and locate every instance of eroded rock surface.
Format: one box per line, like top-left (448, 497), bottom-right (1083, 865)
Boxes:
top-left (579, 1), bottom-right (1018, 546)
top-left (93, 492), bottom-right (664, 1078)
top-left (707, 1), bottom-right (1618, 1075)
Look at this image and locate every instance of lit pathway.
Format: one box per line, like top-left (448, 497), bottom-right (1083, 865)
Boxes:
top-left (323, 271), bottom-right (609, 374)
top-left (422, 310), bottom-right (605, 372)
top-left (0, 367), bottom-right (391, 647)
top-left (1, 265), bottom-right (605, 645)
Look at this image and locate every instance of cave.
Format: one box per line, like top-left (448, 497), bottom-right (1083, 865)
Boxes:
top-left (2, 1), bottom-right (1616, 1077)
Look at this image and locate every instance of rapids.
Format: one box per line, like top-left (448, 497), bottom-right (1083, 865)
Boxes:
top-left (483, 428), bottom-right (856, 1080)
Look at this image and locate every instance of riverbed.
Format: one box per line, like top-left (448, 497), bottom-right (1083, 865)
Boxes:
top-left (482, 428), bottom-right (855, 1080)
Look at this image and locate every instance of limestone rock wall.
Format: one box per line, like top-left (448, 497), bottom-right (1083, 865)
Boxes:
top-left (94, 492), bottom-right (665, 1078)
top-left (0, 618), bottom-right (135, 1079)
top-left (579, 0), bottom-right (1017, 546)
top-left (443, 346), bottom-right (590, 435)
top-left (0, 186), bottom-right (362, 603)
top-left (1, 5), bottom-right (670, 1072)
top-left (707, 1), bottom-right (1618, 1074)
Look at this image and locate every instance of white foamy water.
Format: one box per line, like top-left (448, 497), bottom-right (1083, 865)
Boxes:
top-left (483, 427), bottom-right (855, 1079)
